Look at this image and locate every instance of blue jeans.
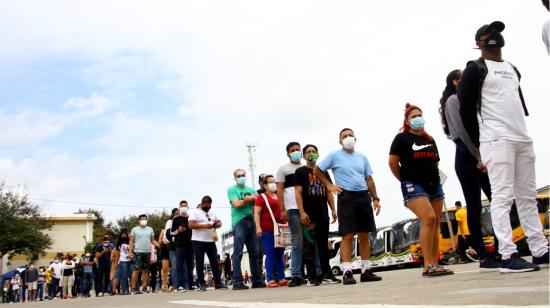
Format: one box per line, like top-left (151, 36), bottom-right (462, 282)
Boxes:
top-left (192, 241), bottom-right (222, 286)
top-left (116, 262), bottom-right (131, 293)
top-left (175, 245), bottom-right (194, 289)
top-left (454, 139), bottom-right (493, 260)
top-left (260, 231), bottom-right (285, 281)
top-left (50, 277), bottom-right (59, 298)
top-left (80, 273), bottom-right (93, 296)
top-left (168, 249), bottom-right (178, 288)
top-left (37, 283), bottom-right (44, 300)
top-left (231, 218), bottom-right (262, 285)
top-left (287, 209), bottom-right (303, 278)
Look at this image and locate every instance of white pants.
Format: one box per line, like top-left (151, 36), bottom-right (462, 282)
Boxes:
top-left (480, 139), bottom-right (548, 259)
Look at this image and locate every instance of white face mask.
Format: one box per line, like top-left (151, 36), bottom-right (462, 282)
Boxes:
top-left (139, 219), bottom-right (148, 227)
top-left (267, 183), bottom-right (277, 192)
top-left (342, 136), bottom-right (356, 150)
top-left (180, 207), bottom-right (188, 216)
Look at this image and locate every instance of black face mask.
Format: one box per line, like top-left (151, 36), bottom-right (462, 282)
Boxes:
top-left (202, 206), bottom-right (211, 213)
top-left (484, 32), bottom-right (505, 49)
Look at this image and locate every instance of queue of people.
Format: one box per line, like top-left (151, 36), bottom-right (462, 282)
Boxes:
top-left (2, 19), bottom-right (549, 304)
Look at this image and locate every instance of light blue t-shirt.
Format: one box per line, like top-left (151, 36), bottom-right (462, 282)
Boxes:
top-left (317, 149), bottom-right (372, 191)
top-left (130, 226), bottom-right (154, 253)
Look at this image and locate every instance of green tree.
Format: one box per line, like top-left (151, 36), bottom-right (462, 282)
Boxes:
top-left (0, 184), bottom-right (53, 260)
top-left (75, 208), bottom-right (111, 243)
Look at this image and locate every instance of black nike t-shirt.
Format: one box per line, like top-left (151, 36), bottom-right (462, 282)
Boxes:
top-left (389, 131), bottom-right (440, 183)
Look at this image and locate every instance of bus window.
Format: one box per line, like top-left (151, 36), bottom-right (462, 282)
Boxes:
top-left (537, 196), bottom-right (549, 213)
top-left (409, 220), bottom-right (421, 244)
top-left (371, 231), bottom-right (385, 257)
top-left (481, 207), bottom-right (494, 237)
top-left (440, 219), bottom-right (458, 239)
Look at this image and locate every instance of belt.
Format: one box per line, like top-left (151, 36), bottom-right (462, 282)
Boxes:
top-left (341, 190), bottom-right (369, 197)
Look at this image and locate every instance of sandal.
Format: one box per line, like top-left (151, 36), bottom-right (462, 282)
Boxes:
top-left (267, 281), bottom-right (279, 288)
top-left (435, 265), bottom-right (454, 275)
top-left (278, 279), bottom-right (288, 287)
top-left (422, 265), bottom-right (446, 277)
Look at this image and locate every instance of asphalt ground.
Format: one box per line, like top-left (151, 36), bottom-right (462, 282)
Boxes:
top-left (18, 260), bottom-right (549, 308)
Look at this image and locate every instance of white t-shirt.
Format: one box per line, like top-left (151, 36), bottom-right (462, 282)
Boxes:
top-left (49, 262), bottom-right (63, 278)
top-left (275, 162), bottom-right (303, 210)
top-left (189, 208), bottom-right (216, 242)
top-left (163, 219), bottom-right (172, 243)
top-left (479, 60), bottom-right (532, 143)
top-left (119, 243), bottom-right (130, 262)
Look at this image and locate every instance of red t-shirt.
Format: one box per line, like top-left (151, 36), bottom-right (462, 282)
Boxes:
top-left (254, 193), bottom-right (281, 233)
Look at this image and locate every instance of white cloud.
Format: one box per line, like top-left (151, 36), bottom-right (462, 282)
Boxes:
top-left (0, 110), bottom-right (66, 146)
top-left (64, 93), bottom-right (118, 118)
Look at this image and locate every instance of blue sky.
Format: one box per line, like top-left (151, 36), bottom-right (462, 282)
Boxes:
top-left (1, 1), bottom-right (549, 235)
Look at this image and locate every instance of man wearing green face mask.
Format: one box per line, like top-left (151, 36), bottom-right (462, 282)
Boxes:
top-left (295, 144), bottom-right (340, 285)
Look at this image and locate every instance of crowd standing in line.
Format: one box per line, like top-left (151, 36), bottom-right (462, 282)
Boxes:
top-left (1, 19), bottom-right (549, 305)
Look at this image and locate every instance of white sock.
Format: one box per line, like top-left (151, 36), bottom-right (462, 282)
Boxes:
top-left (361, 260), bottom-right (371, 273)
top-left (343, 262), bottom-right (352, 272)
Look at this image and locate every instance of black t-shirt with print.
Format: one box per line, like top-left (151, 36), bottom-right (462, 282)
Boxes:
top-left (294, 166), bottom-right (330, 224)
top-left (389, 132), bottom-right (440, 183)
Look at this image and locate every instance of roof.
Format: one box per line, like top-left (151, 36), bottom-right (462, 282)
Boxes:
top-left (38, 214), bottom-right (97, 222)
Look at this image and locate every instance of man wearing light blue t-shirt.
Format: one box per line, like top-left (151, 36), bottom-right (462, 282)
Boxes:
top-left (314, 128), bottom-right (382, 285)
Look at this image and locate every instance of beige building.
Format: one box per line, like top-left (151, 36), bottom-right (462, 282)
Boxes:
top-left (1, 214), bottom-right (96, 273)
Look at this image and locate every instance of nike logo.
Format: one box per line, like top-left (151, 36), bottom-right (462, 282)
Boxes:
top-left (412, 143), bottom-right (431, 151)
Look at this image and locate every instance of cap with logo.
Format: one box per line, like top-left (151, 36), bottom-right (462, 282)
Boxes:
top-left (475, 21), bottom-right (505, 41)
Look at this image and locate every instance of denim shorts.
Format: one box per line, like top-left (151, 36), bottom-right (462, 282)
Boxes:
top-left (400, 180), bottom-right (444, 205)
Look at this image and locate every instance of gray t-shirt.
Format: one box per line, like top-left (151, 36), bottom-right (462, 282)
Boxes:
top-left (130, 226), bottom-right (154, 253)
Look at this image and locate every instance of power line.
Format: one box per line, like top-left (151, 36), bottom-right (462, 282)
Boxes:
top-left (28, 197), bottom-right (233, 209)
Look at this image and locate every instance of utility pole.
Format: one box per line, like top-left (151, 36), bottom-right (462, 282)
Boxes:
top-left (246, 142), bottom-right (258, 189)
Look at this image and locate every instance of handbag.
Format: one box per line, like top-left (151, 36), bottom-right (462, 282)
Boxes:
top-left (261, 194), bottom-right (291, 248)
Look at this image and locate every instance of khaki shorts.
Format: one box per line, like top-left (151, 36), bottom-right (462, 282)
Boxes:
top-left (27, 281), bottom-right (37, 290)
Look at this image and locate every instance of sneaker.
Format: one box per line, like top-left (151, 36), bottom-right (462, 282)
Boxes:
top-left (500, 253), bottom-right (540, 273)
top-left (214, 284), bottom-right (228, 290)
top-left (288, 277), bottom-right (301, 287)
top-left (532, 251), bottom-right (549, 268)
top-left (141, 287), bottom-right (148, 293)
top-left (97, 292), bottom-right (103, 297)
top-left (321, 273), bottom-right (342, 284)
top-left (299, 277), bottom-right (308, 285)
top-left (232, 283), bottom-right (249, 290)
top-left (360, 269), bottom-right (382, 282)
top-left (479, 257), bottom-right (501, 272)
top-left (177, 286), bottom-right (185, 292)
top-left (133, 288), bottom-right (142, 295)
top-left (199, 284), bottom-right (207, 292)
top-left (306, 277), bottom-right (321, 286)
top-left (251, 281), bottom-right (266, 288)
top-left (342, 270), bottom-right (356, 285)
top-left (267, 281), bottom-right (279, 288)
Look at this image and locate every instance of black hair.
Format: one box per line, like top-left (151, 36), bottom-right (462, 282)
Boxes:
top-left (201, 195), bottom-right (212, 203)
top-left (543, 0), bottom-right (549, 11)
top-left (138, 214), bottom-right (147, 220)
top-left (171, 207), bottom-right (179, 216)
top-left (302, 144), bottom-right (318, 155)
top-left (116, 230), bottom-right (129, 248)
top-left (455, 201), bottom-right (462, 206)
top-left (339, 128), bottom-right (354, 138)
top-left (439, 69), bottom-right (461, 139)
top-left (179, 200), bottom-right (187, 206)
top-left (285, 142), bottom-right (301, 153)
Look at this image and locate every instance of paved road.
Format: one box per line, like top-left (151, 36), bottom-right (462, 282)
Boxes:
top-left (22, 261), bottom-right (549, 308)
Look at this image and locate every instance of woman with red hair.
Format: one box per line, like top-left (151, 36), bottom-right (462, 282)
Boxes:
top-left (388, 103), bottom-right (452, 277)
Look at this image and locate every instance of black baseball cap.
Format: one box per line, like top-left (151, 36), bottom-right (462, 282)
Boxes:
top-left (475, 21), bottom-right (505, 41)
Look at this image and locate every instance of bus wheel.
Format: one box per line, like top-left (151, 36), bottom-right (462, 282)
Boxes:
top-left (331, 266), bottom-right (342, 276)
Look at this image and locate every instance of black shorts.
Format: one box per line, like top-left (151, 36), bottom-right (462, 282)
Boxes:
top-left (337, 190), bottom-right (376, 235)
top-left (160, 244), bottom-right (170, 260)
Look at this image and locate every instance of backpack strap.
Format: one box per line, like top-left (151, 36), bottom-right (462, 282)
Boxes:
top-left (466, 58), bottom-right (487, 121)
top-left (507, 61), bottom-right (529, 116)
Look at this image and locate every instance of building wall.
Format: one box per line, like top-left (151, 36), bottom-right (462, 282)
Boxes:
top-left (1, 215), bottom-right (95, 273)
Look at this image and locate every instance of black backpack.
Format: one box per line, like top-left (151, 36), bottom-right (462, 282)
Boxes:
top-left (467, 57), bottom-right (529, 118)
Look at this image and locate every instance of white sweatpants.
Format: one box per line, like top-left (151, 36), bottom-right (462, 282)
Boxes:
top-left (480, 139), bottom-right (548, 260)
